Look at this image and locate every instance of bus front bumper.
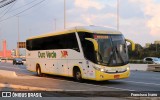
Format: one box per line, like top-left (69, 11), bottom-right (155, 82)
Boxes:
top-left (94, 69), bottom-right (130, 81)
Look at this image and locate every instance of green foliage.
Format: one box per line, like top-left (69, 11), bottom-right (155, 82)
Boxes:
top-left (128, 43), bottom-right (160, 60)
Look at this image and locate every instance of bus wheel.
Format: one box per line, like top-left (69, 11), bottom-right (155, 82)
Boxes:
top-left (36, 66), bottom-right (42, 77)
top-left (74, 69), bottom-right (82, 82)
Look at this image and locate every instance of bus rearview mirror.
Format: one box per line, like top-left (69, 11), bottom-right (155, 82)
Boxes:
top-left (125, 39), bottom-right (135, 51)
top-left (85, 38), bottom-right (98, 52)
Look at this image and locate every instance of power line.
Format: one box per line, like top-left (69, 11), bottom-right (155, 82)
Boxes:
top-left (0, 1), bottom-right (13, 15)
top-left (0, 0), bottom-right (16, 8)
top-left (0, 0), bottom-right (46, 23)
top-left (0, 0), bottom-right (8, 3)
top-left (8, 0), bottom-right (39, 13)
top-left (0, 0), bottom-right (17, 15)
top-left (0, 0), bottom-right (16, 19)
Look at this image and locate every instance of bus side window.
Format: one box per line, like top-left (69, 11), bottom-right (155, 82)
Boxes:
top-left (26, 40), bottom-right (32, 50)
top-left (27, 33), bottom-right (80, 51)
top-left (78, 32), bottom-right (96, 63)
top-left (83, 40), bottom-right (95, 62)
top-left (66, 33), bottom-right (80, 52)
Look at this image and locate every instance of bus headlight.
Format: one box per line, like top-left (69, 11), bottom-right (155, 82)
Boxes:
top-left (127, 67), bottom-right (130, 70)
top-left (100, 69), bottom-right (105, 72)
top-left (93, 65), bottom-right (101, 70)
top-left (93, 65), bottom-right (105, 72)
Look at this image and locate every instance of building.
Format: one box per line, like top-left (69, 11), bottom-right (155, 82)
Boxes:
top-left (0, 40), bottom-right (12, 58)
top-left (145, 41), bottom-right (160, 48)
top-left (154, 41), bottom-right (160, 44)
top-left (145, 43), bottom-right (151, 48)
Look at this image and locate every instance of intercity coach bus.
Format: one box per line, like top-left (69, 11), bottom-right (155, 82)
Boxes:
top-left (26, 26), bottom-right (135, 81)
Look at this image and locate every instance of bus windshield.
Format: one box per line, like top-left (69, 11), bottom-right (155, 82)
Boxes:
top-left (94, 34), bottom-right (129, 66)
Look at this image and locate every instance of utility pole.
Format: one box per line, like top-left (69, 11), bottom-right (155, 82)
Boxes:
top-left (117, 0), bottom-right (119, 31)
top-left (54, 18), bottom-right (56, 31)
top-left (17, 16), bottom-right (20, 57)
top-left (156, 43), bottom-right (158, 52)
top-left (64, 0), bottom-right (66, 29)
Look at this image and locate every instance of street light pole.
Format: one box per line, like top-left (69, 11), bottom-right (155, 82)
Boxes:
top-left (17, 16), bottom-right (20, 57)
top-left (117, 0), bottom-right (119, 31)
top-left (64, 0), bottom-right (66, 29)
top-left (156, 43), bottom-right (158, 52)
top-left (54, 18), bottom-right (56, 31)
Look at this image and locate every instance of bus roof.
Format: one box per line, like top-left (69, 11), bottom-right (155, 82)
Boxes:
top-left (27, 26), bottom-right (122, 40)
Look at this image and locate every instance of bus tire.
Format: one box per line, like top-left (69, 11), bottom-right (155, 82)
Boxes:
top-left (36, 65), bottom-right (42, 77)
top-left (73, 68), bottom-right (82, 82)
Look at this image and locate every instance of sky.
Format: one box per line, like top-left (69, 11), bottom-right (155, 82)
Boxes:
top-left (0, 0), bottom-right (160, 53)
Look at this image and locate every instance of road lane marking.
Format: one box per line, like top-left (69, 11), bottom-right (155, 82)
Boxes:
top-left (0, 83), bottom-right (88, 91)
top-left (75, 82), bottom-right (136, 91)
top-left (116, 80), bottom-right (160, 86)
top-left (151, 77), bottom-right (160, 80)
top-left (0, 68), bottom-right (135, 91)
top-left (0, 83), bottom-right (63, 91)
top-left (42, 77), bottom-right (135, 91)
top-left (0, 69), bottom-right (135, 91)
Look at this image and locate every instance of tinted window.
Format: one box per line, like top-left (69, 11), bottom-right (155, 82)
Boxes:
top-left (78, 32), bottom-right (97, 63)
top-left (26, 40), bottom-right (32, 50)
top-left (146, 58), bottom-right (152, 61)
top-left (14, 58), bottom-right (22, 61)
top-left (26, 33), bottom-right (79, 51)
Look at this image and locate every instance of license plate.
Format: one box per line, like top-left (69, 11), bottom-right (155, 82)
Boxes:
top-left (114, 75), bottom-right (120, 79)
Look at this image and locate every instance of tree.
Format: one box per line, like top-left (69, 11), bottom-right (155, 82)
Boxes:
top-left (128, 43), bottom-right (160, 60)
top-left (128, 44), bottom-right (143, 59)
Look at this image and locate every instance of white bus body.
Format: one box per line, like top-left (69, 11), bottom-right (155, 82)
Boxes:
top-left (26, 26), bottom-right (134, 81)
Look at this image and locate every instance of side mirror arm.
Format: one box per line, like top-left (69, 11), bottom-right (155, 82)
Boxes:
top-left (85, 38), bottom-right (98, 52)
top-left (125, 39), bottom-right (135, 51)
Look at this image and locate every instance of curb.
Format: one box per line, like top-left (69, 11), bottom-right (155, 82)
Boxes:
top-left (129, 64), bottom-right (148, 71)
top-left (0, 83), bottom-right (62, 91)
top-left (0, 83), bottom-right (158, 100)
top-left (0, 70), bottom-right (17, 78)
top-left (0, 83), bottom-right (85, 91)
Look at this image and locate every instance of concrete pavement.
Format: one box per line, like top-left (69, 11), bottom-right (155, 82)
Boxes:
top-left (129, 64), bottom-right (148, 71)
top-left (0, 62), bottom-right (160, 91)
top-left (0, 62), bottom-right (160, 99)
top-left (0, 70), bottom-right (17, 78)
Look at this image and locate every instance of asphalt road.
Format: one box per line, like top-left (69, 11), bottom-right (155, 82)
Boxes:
top-left (0, 62), bottom-right (160, 99)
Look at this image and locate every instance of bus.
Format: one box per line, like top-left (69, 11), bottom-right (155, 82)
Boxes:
top-left (26, 26), bottom-right (135, 81)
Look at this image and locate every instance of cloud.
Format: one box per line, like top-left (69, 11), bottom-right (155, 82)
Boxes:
top-left (81, 13), bottom-right (116, 26)
top-left (2, 0), bottom-right (160, 50)
top-left (67, 0), bottom-right (117, 28)
top-left (129, 0), bottom-right (160, 36)
top-left (67, 22), bottom-right (84, 28)
top-left (74, 0), bottom-right (105, 10)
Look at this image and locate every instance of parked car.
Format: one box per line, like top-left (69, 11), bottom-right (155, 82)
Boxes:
top-left (13, 58), bottom-right (23, 65)
top-left (143, 57), bottom-right (160, 64)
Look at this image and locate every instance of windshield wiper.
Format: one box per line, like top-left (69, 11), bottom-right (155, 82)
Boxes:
top-left (108, 47), bottom-right (116, 66)
top-left (97, 51), bottom-right (103, 63)
top-left (115, 47), bottom-right (125, 64)
top-left (108, 46), bottom-right (126, 66)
